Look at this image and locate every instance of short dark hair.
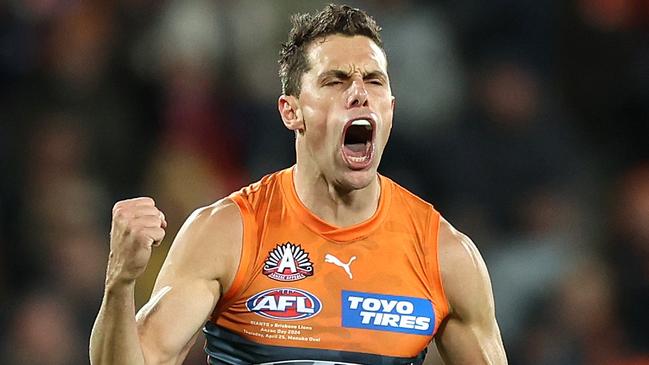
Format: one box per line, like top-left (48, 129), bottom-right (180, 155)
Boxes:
top-left (278, 4), bottom-right (384, 96)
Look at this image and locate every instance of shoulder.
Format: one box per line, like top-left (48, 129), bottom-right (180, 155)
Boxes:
top-left (437, 217), bottom-right (494, 318)
top-left (232, 169), bottom-right (287, 201)
top-left (178, 197), bottom-right (243, 255)
top-left (166, 198), bottom-right (243, 286)
top-left (186, 198), bottom-right (242, 232)
top-left (381, 175), bottom-right (435, 213)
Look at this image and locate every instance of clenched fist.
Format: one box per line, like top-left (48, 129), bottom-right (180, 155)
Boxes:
top-left (107, 197), bottom-right (167, 284)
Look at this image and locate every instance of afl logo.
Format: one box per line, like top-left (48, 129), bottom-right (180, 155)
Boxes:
top-left (246, 288), bottom-right (322, 321)
top-left (263, 242), bottom-right (314, 282)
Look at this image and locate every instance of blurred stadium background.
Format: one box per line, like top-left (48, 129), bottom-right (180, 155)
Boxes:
top-left (1, 0), bottom-right (648, 364)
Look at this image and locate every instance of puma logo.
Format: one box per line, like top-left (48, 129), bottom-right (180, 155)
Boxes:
top-left (324, 254), bottom-right (356, 279)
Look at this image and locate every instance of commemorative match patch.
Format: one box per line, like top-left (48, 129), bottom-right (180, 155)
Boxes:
top-left (263, 242), bottom-right (314, 282)
top-left (246, 288), bottom-right (322, 321)
top-left (341, 291), bottom-right (435, 335)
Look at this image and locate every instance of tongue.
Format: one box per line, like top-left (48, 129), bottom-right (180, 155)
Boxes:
top-left (343, 143), bottom-right (368, 157)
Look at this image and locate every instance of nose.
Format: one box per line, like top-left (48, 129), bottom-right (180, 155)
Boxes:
top-left (345, 77), bottom-right (368, 109)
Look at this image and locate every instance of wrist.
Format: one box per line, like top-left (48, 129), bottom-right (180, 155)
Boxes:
top-left (106, 251), bottom-right (140, 282)
top-left (104, 275), bottom-right (136, 294)
top-left (105, 257), bottom-right (137, 292)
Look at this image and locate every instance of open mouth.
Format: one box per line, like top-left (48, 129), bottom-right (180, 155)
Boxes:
top-left (341, 118), bottom-right (375, 169)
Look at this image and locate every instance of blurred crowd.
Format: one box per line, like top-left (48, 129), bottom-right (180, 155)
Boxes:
top-left (0, 0), bottom-right (648, 364)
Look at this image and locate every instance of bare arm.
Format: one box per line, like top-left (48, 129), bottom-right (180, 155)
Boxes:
top-left (90, 198), bottom-right (241, 365)
top-left (434, 218), bottom-right (507, 365)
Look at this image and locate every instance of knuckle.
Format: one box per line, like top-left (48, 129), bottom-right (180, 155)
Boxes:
top-left (140, 197), bottom-right (155, 206)
top-left (113, 207), bottom-right (123, 217)
top-left (113, 203), bottom-right (127, 215)
top-left (113, 209), bottom-right (129, 223)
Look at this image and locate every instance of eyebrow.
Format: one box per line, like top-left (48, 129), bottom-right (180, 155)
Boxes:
top-left (318, 69), bottom-right (388, 83)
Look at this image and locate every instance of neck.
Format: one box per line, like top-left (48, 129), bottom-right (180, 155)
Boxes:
top-left (293, 163), bottom-right (381, 228)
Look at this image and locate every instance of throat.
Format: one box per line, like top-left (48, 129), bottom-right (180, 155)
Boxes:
top-left (293, 166), bottom-right (381, 227)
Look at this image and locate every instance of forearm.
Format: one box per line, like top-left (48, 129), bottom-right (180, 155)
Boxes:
top-left (90, 281), bottom-right (146, 365)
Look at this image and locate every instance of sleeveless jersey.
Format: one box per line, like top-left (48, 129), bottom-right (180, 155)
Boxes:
top-left (204, 167), bottom-right (449, 364)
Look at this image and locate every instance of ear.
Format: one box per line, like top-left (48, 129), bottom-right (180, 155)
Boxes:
top-left (278, 95), bottom-right (304, 132)
top-left (391, 95), bottom-right (396, 112)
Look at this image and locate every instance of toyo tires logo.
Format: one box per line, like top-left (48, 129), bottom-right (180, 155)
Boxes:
top-left (246, 288), bottom-right (322, 321)
top-left (342, 290), bottom-right (435, 335)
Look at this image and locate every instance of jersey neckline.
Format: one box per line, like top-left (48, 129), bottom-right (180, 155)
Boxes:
top-left (279, 166), bottom-right (392, 242)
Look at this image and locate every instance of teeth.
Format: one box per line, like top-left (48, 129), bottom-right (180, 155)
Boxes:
top-left (348, 156), bottom-right (369, 163)
top-left (351, 119), bottom-right (372, 130)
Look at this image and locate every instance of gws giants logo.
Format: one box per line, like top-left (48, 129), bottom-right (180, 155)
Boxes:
top-left (246, 288), bottom-right (322, 320)
top-left (263, 242), bottom-right (314, 282)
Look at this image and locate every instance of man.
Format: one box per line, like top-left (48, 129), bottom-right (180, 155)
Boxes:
top-left (90, 4), bottom-right (506, 364)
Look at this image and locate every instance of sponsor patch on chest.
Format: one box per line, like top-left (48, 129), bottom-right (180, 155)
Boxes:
top-left (262, 242), bottom-right (314, 282)
top-left (341, 291), bottom-right (435, 335)
top-left (246, 288), bottom-right (322, 321)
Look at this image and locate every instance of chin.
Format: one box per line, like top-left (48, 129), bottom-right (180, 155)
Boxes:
top-left (338, 167), bottom-right (377, 192)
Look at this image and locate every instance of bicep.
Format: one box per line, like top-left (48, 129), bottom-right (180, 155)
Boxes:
top-left (435, 218), bottom-right (507, 364)
top-left (135, 200), bottom-right (242, 365)
top-left (435, 311), bottom-right (505, 364)
top-left (136, 276), bottom-right (220, 365)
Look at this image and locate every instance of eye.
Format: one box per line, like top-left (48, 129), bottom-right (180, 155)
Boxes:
top-left (367, 79), bottom-right (383, 86)
top-left (325, 80), bottom-right (343, 86)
